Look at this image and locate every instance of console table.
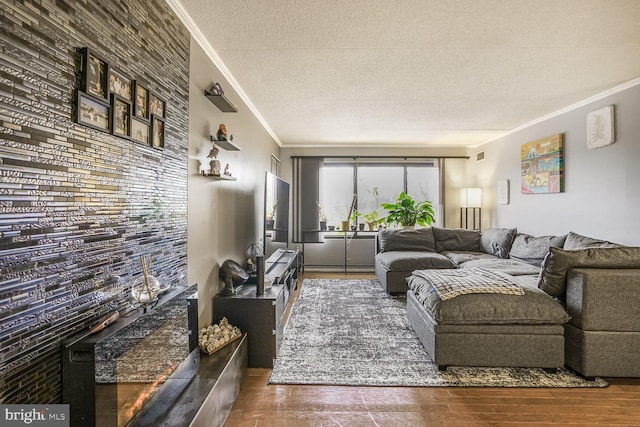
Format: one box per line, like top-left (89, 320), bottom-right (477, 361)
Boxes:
top-left (213, 248), bottom-right (299, 367)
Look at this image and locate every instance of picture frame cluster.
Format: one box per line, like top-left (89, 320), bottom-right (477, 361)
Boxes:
top-left (76, 47), bottom-right (166, 150)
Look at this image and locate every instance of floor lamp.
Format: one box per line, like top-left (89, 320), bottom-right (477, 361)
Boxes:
top-left (460, 188), bottom-right (482, 230)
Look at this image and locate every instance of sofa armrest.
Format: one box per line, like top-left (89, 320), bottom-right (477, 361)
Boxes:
top-left (565, 268), bottom-right (640, 332)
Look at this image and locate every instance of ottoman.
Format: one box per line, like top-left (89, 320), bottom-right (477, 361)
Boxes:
top-left (406, 273), bottom-right (569, 369)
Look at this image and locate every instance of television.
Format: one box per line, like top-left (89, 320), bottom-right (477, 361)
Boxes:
top-left (263, 172), bottom-right (290, 260)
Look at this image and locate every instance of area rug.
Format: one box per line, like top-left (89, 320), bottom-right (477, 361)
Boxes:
top-left (269, 279), bottom-right (608, 388)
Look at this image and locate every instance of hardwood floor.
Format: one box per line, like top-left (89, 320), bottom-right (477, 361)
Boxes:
top-left (224, 273), bottom-right (640, 426)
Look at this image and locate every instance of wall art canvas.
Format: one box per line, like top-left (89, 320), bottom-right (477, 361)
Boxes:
top-left (497, 179), bottom-right (510, 204)
top-left (521, 134), bottom-right (563, 194)
top-left (586, 105), bottom-right (615, 149)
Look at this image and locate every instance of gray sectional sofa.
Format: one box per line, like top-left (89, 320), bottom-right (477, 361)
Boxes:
top-left (374, 227), bottom-right (640, 377)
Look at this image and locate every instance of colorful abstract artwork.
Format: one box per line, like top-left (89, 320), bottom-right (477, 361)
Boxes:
top-left (521, 134), bottom-right (564, 194)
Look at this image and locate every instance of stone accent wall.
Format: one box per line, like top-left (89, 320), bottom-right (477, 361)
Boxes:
top-left (0, 0), bottom-right (189, 403)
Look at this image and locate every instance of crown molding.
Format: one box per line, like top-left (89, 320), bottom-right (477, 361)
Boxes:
top-left (166, 0), bottom-right (282, 147)
top-left (473, 77), bottom-right (640, 148)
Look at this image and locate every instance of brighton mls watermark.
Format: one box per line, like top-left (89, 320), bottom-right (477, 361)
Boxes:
top-left (1, 405), bottom-right (69, 426)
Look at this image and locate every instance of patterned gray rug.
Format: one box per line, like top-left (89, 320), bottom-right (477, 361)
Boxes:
top-left (269, 279), bottom-right (608, 387)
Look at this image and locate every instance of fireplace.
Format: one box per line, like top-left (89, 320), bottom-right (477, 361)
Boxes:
top-left (62, 285), bottom-right (197, 427)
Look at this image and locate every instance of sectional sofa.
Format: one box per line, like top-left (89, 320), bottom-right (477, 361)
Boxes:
top-left (374, 227), bottom-right (640, 377)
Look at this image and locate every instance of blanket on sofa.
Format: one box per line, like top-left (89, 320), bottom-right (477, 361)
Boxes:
top-left (412, 268), bottom-right (524, 300)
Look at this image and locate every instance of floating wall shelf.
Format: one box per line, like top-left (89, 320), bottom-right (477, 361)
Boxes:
top-left (204, 92), bottom-right (238, 113)
top-left (204, 173), bottom-right (237, 181)
top-left (210, 136), bottom-right (241, 151)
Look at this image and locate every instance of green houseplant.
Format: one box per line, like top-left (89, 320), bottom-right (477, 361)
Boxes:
top-left (362, 210), bottom-right (380, 231)
top-left (381, 191), bottom-right (435, 228)
top-left (361, 186), bottom-right (381, 231)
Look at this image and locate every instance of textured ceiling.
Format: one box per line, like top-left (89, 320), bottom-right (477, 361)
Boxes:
top-left (175, 0), bottom-right (640, 148)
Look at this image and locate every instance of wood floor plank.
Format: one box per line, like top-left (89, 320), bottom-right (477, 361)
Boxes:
top-left (224, 273), bottom-right (640, 426)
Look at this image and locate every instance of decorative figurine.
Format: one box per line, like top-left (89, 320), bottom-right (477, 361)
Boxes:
top-left (208, 144), bottom-right (221, 176)
top-left (206, 82), bottom-right (224, 96)
top-left (216, 124), bottom-right (227, 141)
top-left (223, 164), bottom-right (231, 176)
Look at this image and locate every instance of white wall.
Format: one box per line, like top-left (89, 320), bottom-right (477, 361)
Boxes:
top-left (469, 82), bottom-right (640, 246)
top-left (188, 39), bottom-right (280, 326)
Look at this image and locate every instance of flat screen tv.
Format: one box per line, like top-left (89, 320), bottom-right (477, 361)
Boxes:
top-left (263, 172), bottom-right (290, 260)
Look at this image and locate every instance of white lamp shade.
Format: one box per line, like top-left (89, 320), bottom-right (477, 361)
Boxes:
top-left (460, 188), bottom-right (482, 208)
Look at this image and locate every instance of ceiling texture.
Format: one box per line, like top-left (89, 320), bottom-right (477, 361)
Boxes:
top-left (173, 0), bottom-right (640, 148)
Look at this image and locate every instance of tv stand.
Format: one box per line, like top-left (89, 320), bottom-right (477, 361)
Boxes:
top-left (266, 248), bottom-right (300, 292)
top-left (213, 248), bottom-right (300, 367)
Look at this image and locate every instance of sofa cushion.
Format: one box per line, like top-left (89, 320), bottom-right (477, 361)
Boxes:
top-left (375, 251), bottom-right (455, 271)
top-left (441, 251), bottom-right (498, 266)
top-left (480, 227), bottom-right (517, 258)
top-left (538, 246), bottom-right (640, 297)
top-left (563, 231), bottom-right (619, 250)
top-left (509, 233), bottom-right (567, 266)
top-left (407, 274), bottom-right (569, 325)
top-left (377, 227), bottom-right (436, 252)
top-left (459, 258), bottom-right (542, 276)
top-left (433, 227), bottom-right (480, 252)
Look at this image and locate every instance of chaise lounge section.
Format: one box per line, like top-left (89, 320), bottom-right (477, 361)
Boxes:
top-left (376, 227), bottom-right (640, 376)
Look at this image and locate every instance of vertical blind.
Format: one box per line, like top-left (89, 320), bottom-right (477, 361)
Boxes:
top-left (292, 157), bottom-right (323, 243)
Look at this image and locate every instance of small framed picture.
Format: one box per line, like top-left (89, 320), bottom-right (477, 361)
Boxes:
top-left (131, 118), bottom-right (150, 145)
top-left (111, 94), bottom-right (131, 138)
top-left (149, 93), bottom-right (166, 118)
top-left (76, 90), bottom-right (110, 132)
top-left (151, 114), bottom-right (165, 149)
top-left (81, 48), bottom-right (109, 102)
top-left (108, 67), bottom-right (132, 101)
top-left (133, 80), bottom-right (150, 121)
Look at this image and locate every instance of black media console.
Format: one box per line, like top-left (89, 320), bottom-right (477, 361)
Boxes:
top-left (213, 248), bottom-right (300, 368)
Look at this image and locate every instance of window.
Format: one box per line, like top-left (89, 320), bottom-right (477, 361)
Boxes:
top-left (320, 160), bottom-right (442, 228)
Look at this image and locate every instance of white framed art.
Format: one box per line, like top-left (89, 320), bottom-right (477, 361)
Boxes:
top-left (586, 105), bottom-right (615, 149)
top-left (497, 179), bottom-right (510, 205)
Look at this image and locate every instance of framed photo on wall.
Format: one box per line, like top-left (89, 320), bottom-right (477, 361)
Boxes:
top-left (133, 80), bottom-right (150, 121)
top-left (111, 94), bottom-right (132, 139)
top-left (81, 48), bottom-right (109, 102)
top-left (76, 90), bottom-right (110, 132)
top-left (151, 114), bottom-right (165, 149)
top-left (108, 67), bottom-right (132, 101)
top-left (149, 93), bottom-right (166, 118)
top-left (131, 117), bottom-right (150, 145)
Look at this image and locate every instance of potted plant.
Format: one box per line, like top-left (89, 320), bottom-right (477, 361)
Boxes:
top-left (350, 209), bottom-right (361, 231)
top-left (316, 201), bottom-right (327, 231)
top-left (362, 210), bottom-right (380, 231)
top-left (265, 203), bottom-right (276, 229)
top-left (361, 187), bottom-right (381, 231)
top-left (381, 191), bottom-right (435, 228)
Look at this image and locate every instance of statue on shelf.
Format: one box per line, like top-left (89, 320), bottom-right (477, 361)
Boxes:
top-left (223, 163), bottom-right (231, 176)
top-left (208, 144), bottom-right (221, 176)
top-left (216, 123), bottom-right (227, 141)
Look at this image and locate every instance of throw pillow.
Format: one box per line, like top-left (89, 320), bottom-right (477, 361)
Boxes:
top-left (479, 227), bottom-right (517, 258)
top-left (509, 233), bottom-right (567, 266)
top-left (538, 246), bottom-right (640, 297)
top-left (432, 227), bottom-right (480, 252)
top-left (563, 231), bottom-right (619, 250)
top-left (377, 227), bottom-right (436, 252)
